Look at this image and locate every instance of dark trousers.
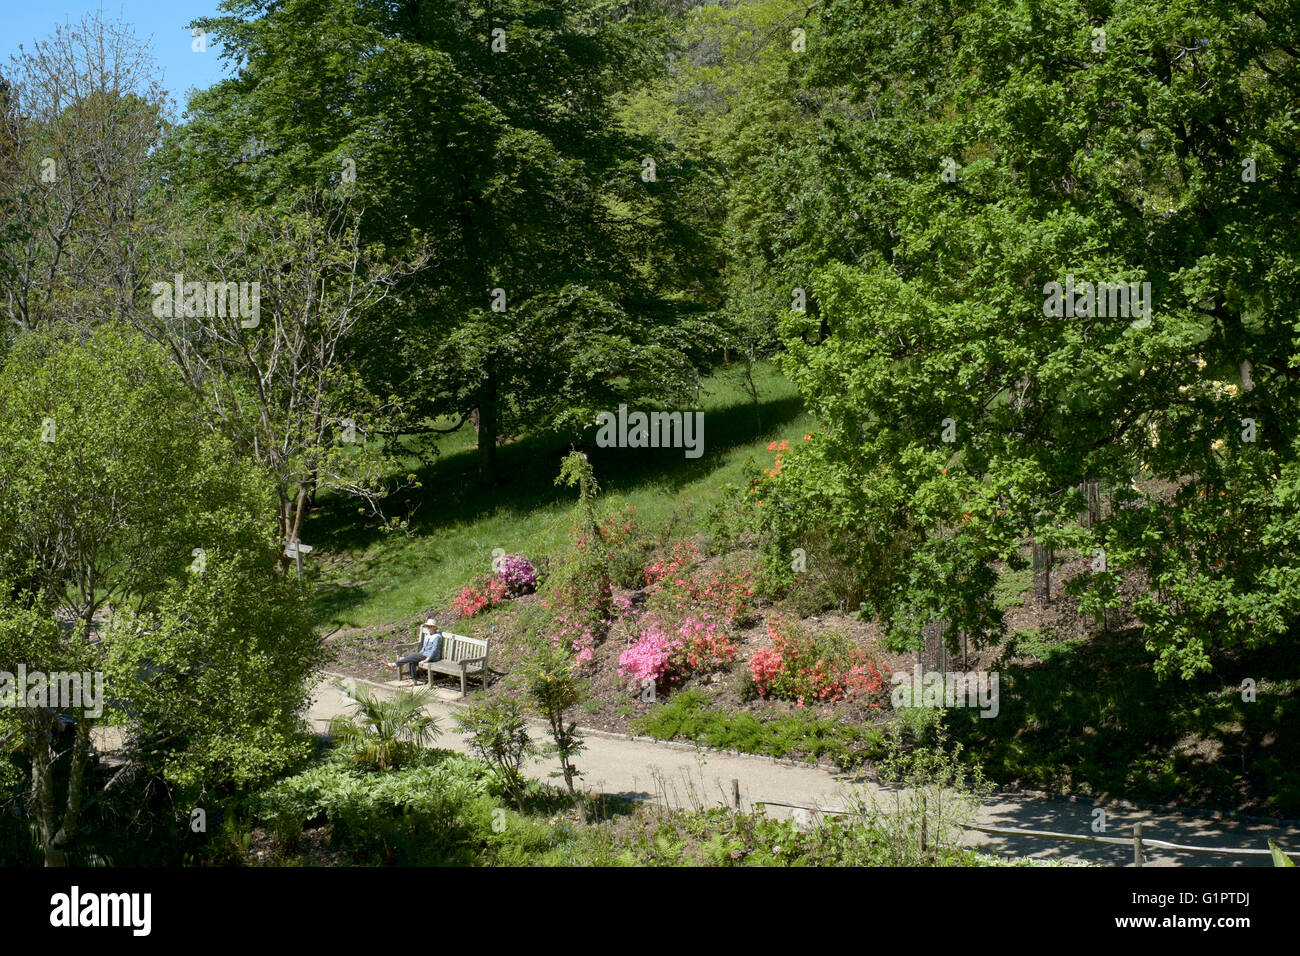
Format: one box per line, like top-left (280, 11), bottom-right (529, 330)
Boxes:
top-left (396, 652), bottom-right (431, 680)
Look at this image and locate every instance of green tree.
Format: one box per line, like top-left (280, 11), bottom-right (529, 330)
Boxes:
top-left (524, 645), bottom-right (586, 800)
top-left (167, 0), bottom-right (718, 484)
top-left (141, 190), bottom-right (426, 553)
top-left (750, 0), bottom-right (1300, 677)
top-left (0, 326), bottom-right (319, 864)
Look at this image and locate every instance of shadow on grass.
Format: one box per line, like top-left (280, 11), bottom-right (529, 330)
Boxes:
top-left (945, 626), bottom-right (1300, 817)
top-left (308, 390), bottom-right (803, 558)
top-left (314, 580), bottom-right (372, 624)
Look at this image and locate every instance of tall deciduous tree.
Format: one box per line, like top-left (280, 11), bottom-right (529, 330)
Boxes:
top-left (140, 190), bottom-right (428, 553)
top-left (165, 0), bottom-right (718, 485)
top-left (0, 12), bottom-right (171, 342)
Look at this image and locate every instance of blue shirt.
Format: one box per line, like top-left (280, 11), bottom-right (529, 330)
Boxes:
top-left (420, 631), bottom-right (444, 661)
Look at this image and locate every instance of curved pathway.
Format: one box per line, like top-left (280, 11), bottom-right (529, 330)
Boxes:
top-left (309, 674), bottom-right (1300, 867)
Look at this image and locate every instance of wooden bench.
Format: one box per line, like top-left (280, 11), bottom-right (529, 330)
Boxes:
top-left (402, 626), bottom-right (490, 698)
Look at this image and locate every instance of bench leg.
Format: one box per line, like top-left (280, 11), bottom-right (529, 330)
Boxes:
top-left (459, 669), bottom-right (466, 699)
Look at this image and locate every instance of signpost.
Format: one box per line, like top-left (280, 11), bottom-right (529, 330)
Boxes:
top-left (284, 540), bottom-right (313, 579)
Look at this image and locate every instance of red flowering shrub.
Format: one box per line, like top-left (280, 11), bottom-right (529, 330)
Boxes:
top-left (644, 539), bottom-right (702, 587)
top-left (764, 438), bottom-right (791, 476)
top-left (671, 615), bottom-right (738, 679)
top-left (454, 577), bottom-right (508, 618)
top-left (750, 617), bottom-right (886, 708)
top-left (649, 564), bottom-right (755, 630)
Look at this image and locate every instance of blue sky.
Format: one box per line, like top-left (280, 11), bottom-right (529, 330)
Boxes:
top-left (0, 0), bottom-right (234, 110)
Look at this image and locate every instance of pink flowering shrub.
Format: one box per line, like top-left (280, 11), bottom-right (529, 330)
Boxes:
top-left (617, 613), bottom-right (737, 691)
top-left (493, 553), bottom-right (538, 596)
top-left (750, 616), bottom-right (886, 708)
top-left (614, 540), bottom-right (751, 693)
top-left (617, 620), bottom-right (676, 686)
top-left (551, 617), bottom-right (598, 665)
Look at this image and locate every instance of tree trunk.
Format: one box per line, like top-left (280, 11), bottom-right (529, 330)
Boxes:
top-left (30, 713), bottom-right (92, 866)
top-left (31, 717), bottom-right (55, 861)
top-left (45, 718), bottom-right (91, 866)
top-left (476, 366), bottom-right (501, 486)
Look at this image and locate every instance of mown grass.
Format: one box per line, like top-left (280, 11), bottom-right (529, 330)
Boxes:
top-left (308, 360), bottom-right (809, 629)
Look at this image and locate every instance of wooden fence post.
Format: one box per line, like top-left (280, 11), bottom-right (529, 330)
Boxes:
top-left (920, 793), bottom-right (928, 858)
top-left (730, 778), bottom-right (741, 812)
top-left (1032, 540), bottom-right (1048, 605)
top-left (1133, 823), bottom-right (1144, 867)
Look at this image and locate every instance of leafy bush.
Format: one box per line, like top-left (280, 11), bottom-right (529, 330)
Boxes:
top-left (705, 481), bottom-right (758, 554)
top-left (891, 687), bottom-right (946, 744)
top-left (605, 805), bottom-right (1001, 867)
top-left (256, 750), bottom-right (499, 865)
top-left (750, 617), bottom-right (887, 707)
top-left (635, 689), bottom-right (887, 769)
top-left (454, 697), bottom-right (536, 809)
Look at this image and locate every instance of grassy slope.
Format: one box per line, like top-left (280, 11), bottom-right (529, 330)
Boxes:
top-left (308, 360), bottom-right (809, 629)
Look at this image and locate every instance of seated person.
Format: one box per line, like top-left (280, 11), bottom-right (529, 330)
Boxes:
top-left (389, 622), bottom-right (444, 680)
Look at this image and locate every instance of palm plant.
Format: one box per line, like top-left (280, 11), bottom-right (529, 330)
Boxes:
top-left (327, 687), bottom-right (440, 771)
top-left (1270, 839), bottom-right (1295, 867)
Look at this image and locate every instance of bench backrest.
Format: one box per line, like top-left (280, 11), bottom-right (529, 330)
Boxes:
top-left (441, 633), bottom-right (488, 662)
